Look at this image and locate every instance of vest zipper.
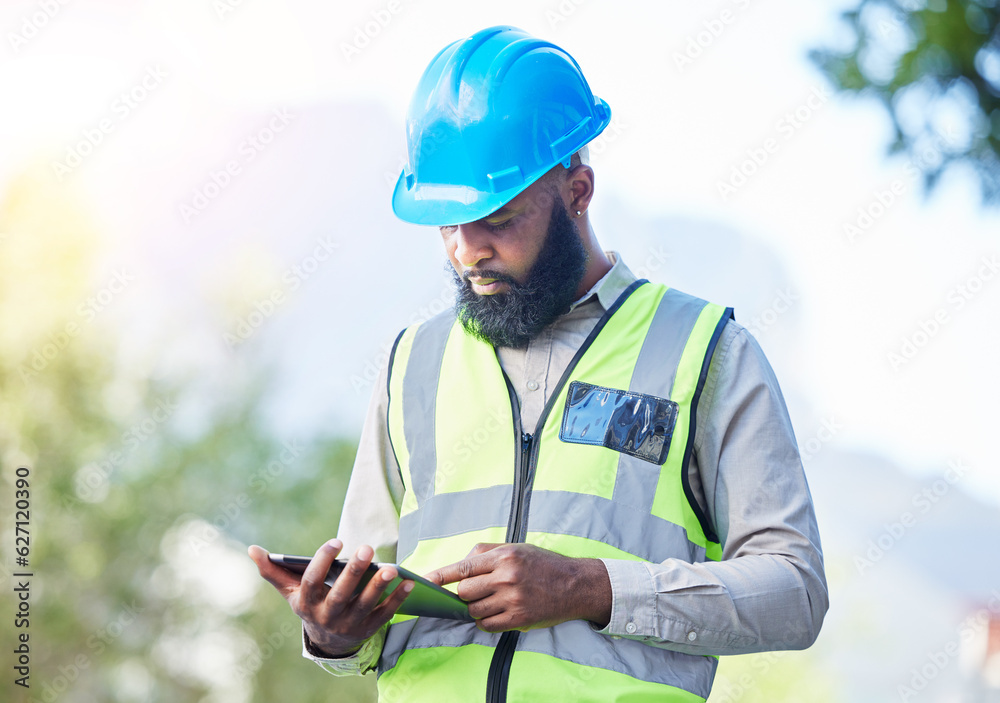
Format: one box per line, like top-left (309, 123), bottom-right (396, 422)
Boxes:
top-left (486, 629), bottom-right (518, 702)
top-left (486, 432), bottom-right (535, 703)
top-left (508, 432), bottom-right (534, 543)
top-left (484, 281), bottom-right (647, 702)
top-left (486, 376), bottom-right (534, 703)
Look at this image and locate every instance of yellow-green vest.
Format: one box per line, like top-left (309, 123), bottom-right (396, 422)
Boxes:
top-left (381, 281), bottom-right (733, 702)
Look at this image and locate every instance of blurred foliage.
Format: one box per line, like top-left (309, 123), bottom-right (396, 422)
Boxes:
top-left (707, 649), bottom-right (840, 703)
top-left (0, 168), bottom-right (377, 702)
top-left (811, 0), bottom-right (1000, 203)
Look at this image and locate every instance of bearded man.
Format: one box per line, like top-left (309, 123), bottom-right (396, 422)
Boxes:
top-left (251, 25), bottom-right (828, 703)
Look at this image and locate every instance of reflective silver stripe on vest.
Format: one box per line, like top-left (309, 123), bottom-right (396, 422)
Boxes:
top-left (379, 618), bottom-right (501, 674)
top-left (401, 311), bottom-right (455, 505)
top-left (379, 619), bottom-right (716, 698)
top-left (397, 484), bottom-right (514, 562)
top-left (612, 289), bottom-right (707, 510)
top-left (630, 288), bottom-right (707, 400)
top-left (398, 487), bottom-right (706, 565)
top-left (525, 491), bottom-right (706, 563)
top-left (519, 621), bottom-right (717, 698)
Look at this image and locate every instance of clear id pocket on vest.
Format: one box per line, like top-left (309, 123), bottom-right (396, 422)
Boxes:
top-left (559, 381), bottom-right (679, 465)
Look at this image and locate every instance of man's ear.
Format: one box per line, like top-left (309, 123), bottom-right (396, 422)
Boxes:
top-left (566, 163), bottom-right (594, 215)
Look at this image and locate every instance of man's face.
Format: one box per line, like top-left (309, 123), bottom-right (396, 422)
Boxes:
top-left (440, 181), bottom-right (588, 348)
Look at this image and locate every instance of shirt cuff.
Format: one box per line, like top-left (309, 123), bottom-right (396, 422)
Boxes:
top-left (595, 559), bottom-right (759, 652)
top-left (301, 624), bottom-right (385, 676)
top-left (594, 558), bottom-right (657, 640)
top-left (595, 559), bottom-right (709, 648)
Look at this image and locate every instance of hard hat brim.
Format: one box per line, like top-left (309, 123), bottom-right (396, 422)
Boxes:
top-left (391, 168), bottom-right (549, 227)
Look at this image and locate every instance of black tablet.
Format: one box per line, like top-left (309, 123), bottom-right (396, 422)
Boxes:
top-left (268, 553), bottom-right (473, 622)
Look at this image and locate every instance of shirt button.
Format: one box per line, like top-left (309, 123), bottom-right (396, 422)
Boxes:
top-left (687, 631), bottom-right (697, 642)
top-left (625, 622), bottom-right (637, 634)
top-left (526, 380), bottom-right (539, 391)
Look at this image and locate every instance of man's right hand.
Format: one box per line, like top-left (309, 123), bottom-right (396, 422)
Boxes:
top-left (248, 540), bottom-right (413, 657)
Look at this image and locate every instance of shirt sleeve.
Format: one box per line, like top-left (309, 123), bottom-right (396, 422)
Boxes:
top-left (301, 345), bottom-right (405, 674)
top-left (595, 321), bottom-right (829, 655)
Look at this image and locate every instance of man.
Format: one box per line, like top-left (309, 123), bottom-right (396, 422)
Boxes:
top-left (250, 25), bottom-right (828, 702)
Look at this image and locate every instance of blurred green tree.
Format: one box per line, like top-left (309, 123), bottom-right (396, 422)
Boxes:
top-left (0, 166), bottom-right (377, 702)
top-left (811, 0), bottom-right (1000, 203)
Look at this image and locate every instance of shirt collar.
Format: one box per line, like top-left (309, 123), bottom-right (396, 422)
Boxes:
top-left (567, 251), bottom-right (638, 313)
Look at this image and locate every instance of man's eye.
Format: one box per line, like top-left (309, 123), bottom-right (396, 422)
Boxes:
top-left (439, 225), bottom-right (458, 235)
top-left (488, 219), bottom-right (514, 232)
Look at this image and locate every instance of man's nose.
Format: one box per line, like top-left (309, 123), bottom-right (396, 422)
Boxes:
top-left (453, 223), bottom-right (493, 268)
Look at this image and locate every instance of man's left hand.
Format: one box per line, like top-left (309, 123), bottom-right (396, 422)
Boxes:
top-left (425, 543), bottom-right (611, 633)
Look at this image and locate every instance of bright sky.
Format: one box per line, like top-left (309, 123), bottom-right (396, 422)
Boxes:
top-left (2, 0), bottom-right (998, 506)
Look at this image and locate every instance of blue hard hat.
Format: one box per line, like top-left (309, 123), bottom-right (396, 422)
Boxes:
top-left (391, 26), bottom-right (612, 226)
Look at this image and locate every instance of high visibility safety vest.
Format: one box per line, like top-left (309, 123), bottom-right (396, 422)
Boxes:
top-left (380, 280), bottom-right (733, 703)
